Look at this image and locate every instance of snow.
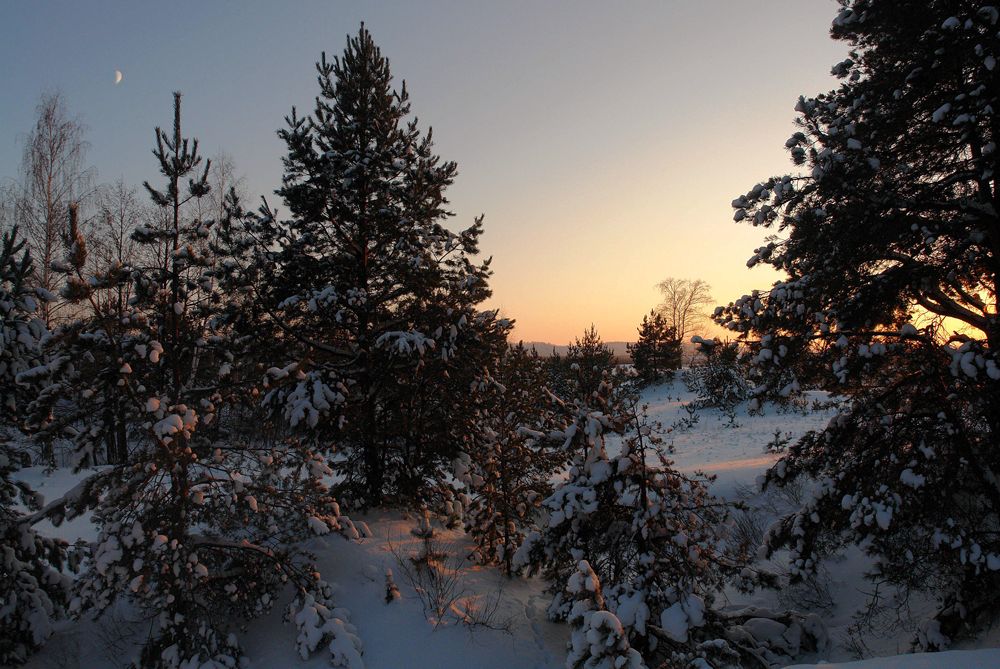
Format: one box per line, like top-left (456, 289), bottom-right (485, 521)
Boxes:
top-left (659, 600), bottom-right (690, 642)
top-left (931, 103), bottom-right (951, 123)
top-left (743, 617), bottom-right (788, 643)
top-left (625, 379), bottom-right (832, 498)
top-left (785, 649), bottom-right (1000, 669)
top-left (12, 466), bottom-right (101, 544)
top-left (242, 516), bottom-right (569, 669)
top-left (899, 468), bottom-right (925, 489)
top-left (13, 377), bottom-right (999, 669)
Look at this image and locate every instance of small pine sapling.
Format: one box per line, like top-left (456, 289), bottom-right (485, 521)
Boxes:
top-left (456, 344), bottom-right (562, 573)
top-left (682, 337), bottom-right (752, 411)
top-left (384, 568), bottom-right (401, 603)
top-left (515, 372), bottom-right (820, 667)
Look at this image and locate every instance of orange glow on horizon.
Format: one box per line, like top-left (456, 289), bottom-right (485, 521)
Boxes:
top-left (475, 104), bottom-right (797, 345)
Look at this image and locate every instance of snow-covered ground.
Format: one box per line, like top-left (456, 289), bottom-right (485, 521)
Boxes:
top-left (784, 649), bottom-right (1000, 669)
top-left (15, 377), bottom-right (1000, 668)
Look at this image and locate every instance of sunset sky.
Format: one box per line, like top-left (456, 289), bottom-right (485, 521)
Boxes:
top-left (0, 0), bottom-right (847, 343)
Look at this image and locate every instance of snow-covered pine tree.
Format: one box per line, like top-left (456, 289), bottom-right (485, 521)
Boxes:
top-left (627, 310), bottom-right (681, 384)
top-left (2, 226), bottom-right (49, 420)
top-left (564, 560), bottom-right (646, 669)
top-left (514, 374), bottom-right (780, 667)
top-left (0, 226), bottom-right (72, 666)
top-left (50, 182), bottom-right (161, 465)
top-left (455, 343), bottom-right (563, 573)
top-left (27, 94), bottom-right (358, 668)
top-left (718, 0), bottom-right (1000, 647)
top-left (217, 25), bottom-right (500, 508)
top-left (681, 338), bottom-right (752, 411)
top-left (23, 202), bottom-right (135, 466)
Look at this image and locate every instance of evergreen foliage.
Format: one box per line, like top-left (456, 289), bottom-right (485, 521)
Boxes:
top-left (1, 227), bottom-right (47, 419)
top-left (9, 7), bottom-right (1000, 665)
top-left (25, 94), bottom-right (357, 668)
top-left (681, 338), bottom-right (752, 411)
top-left (217, 25), bottom-right (504, 508)
top-left (564, 560), bottom-right (646, 669)
top-left (513, 373), bottom-right (785, 667)
top-left (455, 343), bottom-right (563, 573)
top-left (0, 227), bottom-right (71, 666)
top-left (627, 310), bottom-right (681, 384)
top-left (718, 0), bottom-right (1000, 647)
top-left (548, 325), bottom-right (617, 400)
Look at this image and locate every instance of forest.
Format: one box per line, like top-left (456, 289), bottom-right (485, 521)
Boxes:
top-left (2, 2), bottom-right (1000, 668)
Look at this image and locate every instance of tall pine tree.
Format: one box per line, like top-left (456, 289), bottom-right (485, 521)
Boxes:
top-left (218, 25), bottom-right (503, 508)
top-left (719, 0), bottom-right (1000, 647)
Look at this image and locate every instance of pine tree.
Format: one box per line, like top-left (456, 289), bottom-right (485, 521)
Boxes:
top-left (719, 0), bottom-right (1000, 647)
top-left (217, 25), bottom-right (500, 508)
top-left (28, 95), bottom-right (357, 668)
top-left (513, 374), bottom-right (781, 666)
top-left (0, 227), bottom-right (71, 665)
top-left (1, 227), bottom-right (48, 419)
top-left (550, 325), bottom-right (616, 401)
top-left (455, 343), bottom-right (563, 573)
top-left (564, 560), bottom-right (646, 669)
top-left (627, 310), bottom-right (681, 384)
top-left (681, 338), bottom-right (752, 411)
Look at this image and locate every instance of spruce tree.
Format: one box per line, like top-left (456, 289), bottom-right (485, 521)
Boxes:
top-left (218, 25), bottom-right (500, 508)
top-left (29, 95), bottom-right (357, 668)
top-left (0, 227), bottom-right (71, 665)
top-left (719, 0), bottom-right (1000, 647)
top-left (627, 310), bottom-right (681, 384)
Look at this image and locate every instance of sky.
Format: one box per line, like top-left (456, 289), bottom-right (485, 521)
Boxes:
top-left (0, 1), bottom-right (848, 344)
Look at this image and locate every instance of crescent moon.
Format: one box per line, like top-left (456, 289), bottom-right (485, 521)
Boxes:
top-left (114, 70), bottom-right (123, 85)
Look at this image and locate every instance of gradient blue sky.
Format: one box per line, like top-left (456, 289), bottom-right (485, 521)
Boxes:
top-left (0, 1), bottom-right (847, 342)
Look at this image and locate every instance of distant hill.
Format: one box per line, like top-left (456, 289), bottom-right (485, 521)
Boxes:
top-left (515, 339), bottom-right (702, 363)
top-left (517, 341), bottom-right (633, 358)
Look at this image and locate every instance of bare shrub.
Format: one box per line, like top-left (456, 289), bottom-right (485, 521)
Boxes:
top-left (92, 605), bottom-right (146, 664)
top-left (388, 534), bottom-right (466, 628)
top-left (388, 532), bottom-right (512, 633)
top-left (777, 565), bottom-right (835, 614)
top-left (730, 507), bottom-right (768, 555)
